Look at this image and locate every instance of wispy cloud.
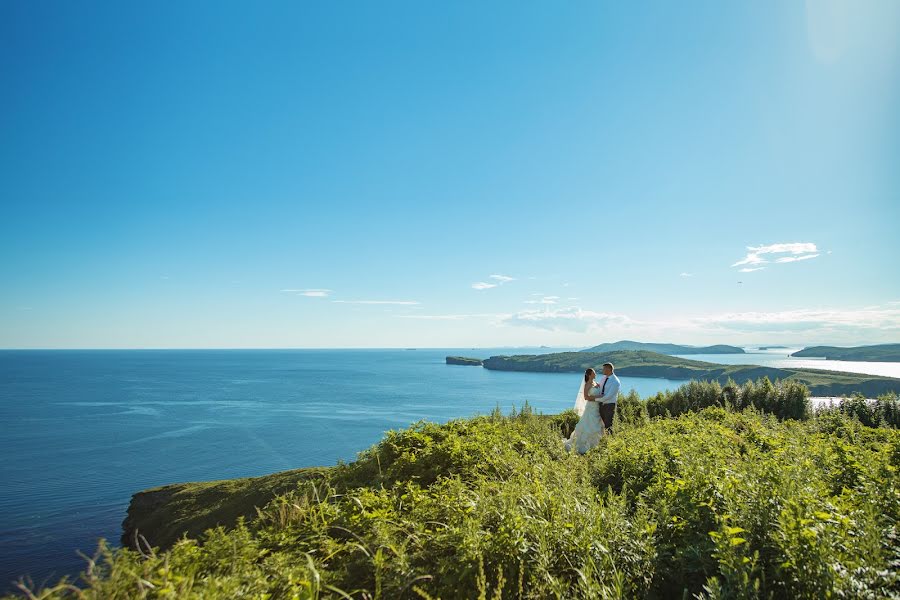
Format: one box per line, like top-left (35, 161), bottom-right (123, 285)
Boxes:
top-left (775, 254), bottom-right (820, 263)
top-left (472, 274), bottom-right (516, 290)
top-left (680, 272), bottom-right (693, 278)
top-left (282, 288), bottom-right (332, 297)
top-left (524, 296), bottom-right (559, 305)
top-left (502, 307), bottom-right (634, 333)
top-left (739, 267), bottom-right (765, 273)
top-left (692, 303), bottom-right (900, 334)
top-left (731, 242), bottom-right (820, 269)
top-left (333, 300), bottom-right (420, 305)
top-left (398, 313), bottom-right (499, 320)
top-left (497, 300), bottom-right (900, 342)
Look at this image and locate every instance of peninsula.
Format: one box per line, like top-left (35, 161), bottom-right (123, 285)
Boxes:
top-left (791, 343), bottom-right (900, 362)
top-left (446, 356), bottom-right (483, 366)
top-left (473, 350), bottom-right (900, 397)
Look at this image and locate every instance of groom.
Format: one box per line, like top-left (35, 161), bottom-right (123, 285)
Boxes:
top-left (596, 362), bottom-right (621, 434)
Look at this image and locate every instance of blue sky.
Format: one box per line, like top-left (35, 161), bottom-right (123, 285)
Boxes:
top-left (1, 1), bottom-right (898, 349)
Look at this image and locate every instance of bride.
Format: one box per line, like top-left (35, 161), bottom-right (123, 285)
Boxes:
top-left (563, 368), bottom-right (606, 454)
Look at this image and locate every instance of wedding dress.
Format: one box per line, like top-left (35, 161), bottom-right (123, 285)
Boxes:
top-left (564, 380), bottom-right (605, 454)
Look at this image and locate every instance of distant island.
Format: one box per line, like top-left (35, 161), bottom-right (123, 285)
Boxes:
top-left (455, 349), bottom-right (900, 397)
top-left (758, 345), bottom-right (788, 350)
top-left (580, 340), bottom-right (745, 355)
top-left (791, 343), bottom-right (900, 362)
top-left (445, 356), bottom-right (483, 366)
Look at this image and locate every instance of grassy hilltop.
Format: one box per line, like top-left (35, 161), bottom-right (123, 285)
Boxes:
top-left (480, 350), bottom-right (900, 397)
top-left (10, 380), bottom-right (900, 599)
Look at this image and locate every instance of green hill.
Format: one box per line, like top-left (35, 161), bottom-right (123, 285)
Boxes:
top-left (15, 391), bottom-right (900, 599)
top-left (791, 343), bottom-right (900, 362)
top-left (581, 340), bottom-right (745, 354)
top-left (482, 350), bottom-right (900, 397)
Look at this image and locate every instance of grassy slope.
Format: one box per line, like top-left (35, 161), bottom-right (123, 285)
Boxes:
top-left (481, 350), bottom-right (900, 396)
top-left (791, 343), bottom-right (900, 362)
top-left (581, 340), bottom-right (745, 354)
top-left (16, 407), bottom-right (900, 599)
top-left (121, 466), bottom-right (333, 551)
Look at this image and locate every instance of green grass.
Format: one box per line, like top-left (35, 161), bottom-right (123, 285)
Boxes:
top-left (10, 381), bottom-right (900, 599)
top-left (482, 350), bottom-right (900, 397)
top-left (120, 466), bottom-right (333, 551)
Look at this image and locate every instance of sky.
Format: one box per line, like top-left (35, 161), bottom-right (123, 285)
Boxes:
top-left (1, 0), bottom-right (899, 349)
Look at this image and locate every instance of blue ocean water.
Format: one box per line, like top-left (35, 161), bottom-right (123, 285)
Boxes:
top-left (0, 348), bottom-right (689, 592)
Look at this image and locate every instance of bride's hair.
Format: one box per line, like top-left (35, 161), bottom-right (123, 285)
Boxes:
top-left (583, 368), bottom-right (596, 382)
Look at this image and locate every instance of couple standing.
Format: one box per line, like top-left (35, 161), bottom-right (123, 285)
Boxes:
top-left (563, 363), bottom-right (620, 454)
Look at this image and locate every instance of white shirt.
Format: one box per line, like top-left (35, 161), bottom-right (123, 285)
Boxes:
top-left (595, 373), bottom-right (620, 404)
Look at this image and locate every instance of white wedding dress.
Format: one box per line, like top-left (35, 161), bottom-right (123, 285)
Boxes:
top-left (564, 381), bottom-right (606, 454)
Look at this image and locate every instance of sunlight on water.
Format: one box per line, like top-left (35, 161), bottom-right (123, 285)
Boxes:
top-left (674, 348), bottom-right (900, 378)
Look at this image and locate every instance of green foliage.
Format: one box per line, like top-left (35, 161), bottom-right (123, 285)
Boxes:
top-left (818, 392), bottom-right (900, 429)
top-left (646, 377), bottom-right (811, 421)
top-left (10, 398), bottom-right (900, 599)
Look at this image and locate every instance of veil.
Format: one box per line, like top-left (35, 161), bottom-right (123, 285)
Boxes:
top-left (574, 379), bottom-right (587, 416)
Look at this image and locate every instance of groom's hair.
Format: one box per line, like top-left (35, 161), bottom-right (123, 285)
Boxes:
top-left (602, 362), bottom-right (614, 371)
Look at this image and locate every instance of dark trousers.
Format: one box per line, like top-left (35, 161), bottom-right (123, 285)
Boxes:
top-left (599, 403), bottom-right (616, 434)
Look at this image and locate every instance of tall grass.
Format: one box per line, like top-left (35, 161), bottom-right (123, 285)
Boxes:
top-left (8, 382), bottom-right (900, 599)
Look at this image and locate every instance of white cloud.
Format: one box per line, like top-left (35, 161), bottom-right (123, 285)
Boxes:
top-left (502, 307), bottom-right (634, 333)
top-left (473, 274), bottom-right (516, 290)
top-left (775, 253), bottom-right (820, 263)
top-left (333, 300), bottom-right (419, 305)
top-left (489, 274), bottom-right (516, 283)
top-left (731, 243), bottom-right (819, 268)
top-left (398, 313), bottom-right (499, 321)
top-left (680, 272), bottom-right (693, 278)
top-left (739, 267), bottom-right (765, 273)
top-left (524, 296), bottom-right (558, 305)
top-left (282, 288), bottom-right (332, 297)
top-left (693, 304), bottom-right (900, 335)
top-left (499, 301), bottom-right (900, 343)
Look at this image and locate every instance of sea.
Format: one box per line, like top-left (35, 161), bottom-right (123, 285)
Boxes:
top-left (1, 347), bottom-right (898, 592)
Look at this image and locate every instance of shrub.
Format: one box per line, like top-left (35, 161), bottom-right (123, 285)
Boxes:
top-left (10, 394), bottom-right (899, 599)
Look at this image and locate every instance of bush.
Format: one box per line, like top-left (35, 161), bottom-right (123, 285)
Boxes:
top-left (829, 391), bottom-right (900, 429)
top-left (11, 395), bottom-right (899, 599)
top-left (646, 377), bottom-right (811, 421)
